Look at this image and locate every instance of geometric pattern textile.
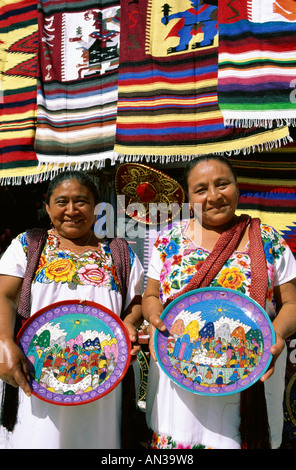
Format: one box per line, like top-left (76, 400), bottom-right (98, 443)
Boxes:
top-left (233, 152), bottom-right (296, 257)
top-left (34, 0), bottom-right (120, 170)
top-left (0, 0), bottom-right (39, 184)
top-left (114, 0), bottom-right (291, 160)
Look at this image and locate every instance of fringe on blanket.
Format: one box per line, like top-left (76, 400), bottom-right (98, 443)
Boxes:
top-left (225, 119), bottom-right (296, 129)
top-left (0, 159), bottom-right (107, 186)
top-left (113, 132), bottom-right (293, 165)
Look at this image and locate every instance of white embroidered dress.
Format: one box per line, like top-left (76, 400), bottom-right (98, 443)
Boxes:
top-left (0, 230), bottom-right (144, 449)
top-left (146, 221), bottom-right (296, 449)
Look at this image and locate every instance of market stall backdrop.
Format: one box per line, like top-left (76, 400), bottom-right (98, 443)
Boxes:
top-left (1, 0), bottom-right (296, 447)
top-left (1, 0), bottom-right (296, 182)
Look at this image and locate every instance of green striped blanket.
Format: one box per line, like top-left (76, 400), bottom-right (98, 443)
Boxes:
top-left (218, 0), bottom-right (296, 127)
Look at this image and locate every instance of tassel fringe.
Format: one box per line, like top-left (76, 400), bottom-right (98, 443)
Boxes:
top-left (0, 159), bottom-right (107, 186)
top-left (0, 132), bottom-right (293, 185)
top-left (113, 133), bottom-right (293, 165)
top-left (225, 118), bottom-right (296, 128)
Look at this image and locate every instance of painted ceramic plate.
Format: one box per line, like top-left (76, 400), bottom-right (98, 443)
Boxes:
top-left (17, 300), bottom-right (131, 405)
top-left (155, 288), bottom-right (275, 396)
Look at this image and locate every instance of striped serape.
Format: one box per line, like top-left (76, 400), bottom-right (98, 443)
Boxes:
top-left (34, 0), bottom-right (120, 170)
top-left (218, 0), bottom-right (296, 127)
top-left (114, 0), bottom-right (290, 160)
top-left (232, 152), bottom-right (296, 257)
top-left (0, 0), bottom-right (39, 183)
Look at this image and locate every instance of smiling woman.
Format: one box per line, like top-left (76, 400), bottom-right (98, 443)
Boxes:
top-left (142, 154), bottom-right (296, 450)
top-left (0, 170), bottom-right (144, 450)
top-left (45, 172), bottom-right (99, 245)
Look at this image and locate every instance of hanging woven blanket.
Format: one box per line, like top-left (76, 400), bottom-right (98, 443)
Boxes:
top-left (0, 0), bottom-right (39, 184)
top-left (113, 0), bottom-right (291, 162)
top-left (34, 0), bottom-right (120, 170)
top-left (234, 152), bottom-right (296, 257)
top-left (218, 0), bottom-right (296, 128)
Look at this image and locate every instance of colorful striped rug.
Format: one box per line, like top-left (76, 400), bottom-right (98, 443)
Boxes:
top-left (218, 0), bottom-right (296, 127)
top-left (0, 0), bottom-right (39, 183)
top-left (114, 0), bottom-right (291, 161)
top-left (232, 151), bottom-right (296, 258)
top-left (34, 0), bottom-right (120, 170)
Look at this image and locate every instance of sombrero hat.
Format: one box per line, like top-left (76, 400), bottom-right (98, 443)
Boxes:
top-left (115, 163), bottom-right (185, 225)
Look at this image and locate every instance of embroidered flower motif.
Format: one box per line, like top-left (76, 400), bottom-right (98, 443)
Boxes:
top-left (160, 252), bottom-right (167, 263)
top-left (183, 265), bottom-right (195, 275)
top-left (151, 432), bottom-right (159, 448)
top-left (196, 249), bottom-right (204, 256)
top-left (170, 268), bottom-right (179, 279)
top-left (172, 254), bottom-right (182, 265)
top-left (45, 258), bottom-right (76, 283)
top-left (262, 224), bottom-right (272, 234)
top-left (77, 264), bottom-right (110, 287)
top-left (267, 286), bottom-right (273, 302)
top-left (47, 233), bottom-right (57, 247)
top-left (160, 260), bottom-right (172, 283)
top-left (89, 252), bottom-right (101, 262)
top-left (149, 432), bottom-right (209, 449)
top-left (162, 280), bottom-right (171, 296)
top-left (237, 258), bottom-right (249, 270)
top-left (264, 241), bottom-right (273, 264)
top-left (37, 254), bottom-right (47, 272)
top-left (176, 443), bottom-right (192, 449)
top-left (159, 434), bottom-right (169, 448)
top-left (217, 267), bottom-right (245, 289)
top-left (165, 240), bottom-right (180, 257)
top-left (193, 260), bottom-right (203, 272)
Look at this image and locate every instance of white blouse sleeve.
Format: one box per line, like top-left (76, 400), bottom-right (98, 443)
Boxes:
top-left (0, 236), bottom-right (27, 279)
top-left (147, 245), bottom-right (162, 281)
top-left (274, 245), bottom-right (296, 286)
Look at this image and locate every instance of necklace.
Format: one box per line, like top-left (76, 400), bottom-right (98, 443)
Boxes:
top-left (54, 230), bottom-right (94, 290)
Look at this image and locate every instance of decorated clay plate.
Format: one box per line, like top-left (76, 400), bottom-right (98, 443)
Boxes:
top-left (155, 288), bottom-right (275, 396)
top-left (17, 300), bottom-right (131, 405)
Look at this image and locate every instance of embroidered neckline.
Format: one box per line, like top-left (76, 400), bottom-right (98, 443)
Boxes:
top-left (48, 229), bottom-right (101, 257)
top-left (181, 219), bottom-right (250, 255)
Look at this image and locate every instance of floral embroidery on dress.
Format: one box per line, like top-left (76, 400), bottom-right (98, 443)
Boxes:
top-left (149, 431), bottom-right (211, 449)
top-left (154, 221), bottom-right (289, 310)
top-left (19, 230), bottom-right (133, 292)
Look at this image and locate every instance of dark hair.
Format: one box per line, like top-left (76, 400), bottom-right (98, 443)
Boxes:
top-left (183, 154), bottom-right (238, 194)
top-left (46, 170), bottom-right (100, 205)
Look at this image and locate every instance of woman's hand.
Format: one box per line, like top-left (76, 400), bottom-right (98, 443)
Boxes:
top-left (260, 332), bottom-right (285, 382)
top-left (123, 319), bottom-right (141, 363)
top-left (142, 278), bottom-right (166, 362)
top-left (123, 296), bottom-right (143, 364)
top-left (0, 338), bottom-right (31, 396)
top-left (147, 314), bottom-right (166, 362)
top-left (261, 280), bottom-right (296, 382)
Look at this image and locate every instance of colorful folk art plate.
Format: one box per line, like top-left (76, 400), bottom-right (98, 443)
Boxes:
top-left (155, 288), bottom-right (275, 396)
top-left (17, 300), bottom-right (131, 405)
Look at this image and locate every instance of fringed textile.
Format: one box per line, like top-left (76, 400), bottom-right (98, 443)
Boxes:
top-left (218, 0), bottom-right (296, 127)
top-left (0, 0), bottom-right (39, 180)
top-left (34, 0), bottom-right (120, 169)
top-left (114, 0), bottom-right (291, 160)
